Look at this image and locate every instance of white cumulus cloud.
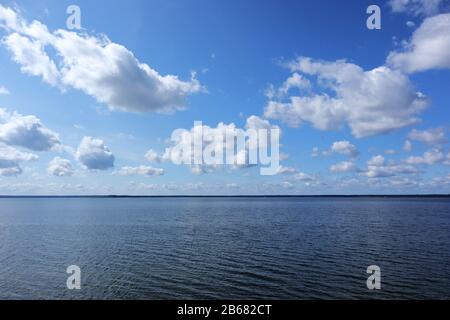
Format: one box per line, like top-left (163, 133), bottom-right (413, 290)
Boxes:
top-left (145, 149), bottom-right (164, 163)
top-left (148, 116), bottom-right (279, 174)
top-left (408, 127), bottom-right (447, 146)
top-left (47, 157), bottom-right (74, 176)
top-left (75, 136), bottom-right (115, 170)
top-left (388, 0), bottom-right (447, 17)
top-left (0, 108), bottom-right (60, 151)
top-left (0, 5), bottom-right (202, 113)
top-left (0, 143), bottom-right (38, 176)
top-left (330, 160), bottom-right (357, 173)
top-left (265, 72), bottom-right (311, 99)
top-left (0, 86), bottom-right (9, 95)
top-left (330, 140), bottom-right (359, 157)
top-left (405, 148), bottom-right (445, 165)
top-left (264, 57), bottom-right (429, 138)
top-left (403, 139), bottom-right (413, 152)
top-left (387, 14), bottom-right (450, 73)
top-left (364, 155), bottom-right (419, 178)
top-left (3, 32), bottom-right (60, 85)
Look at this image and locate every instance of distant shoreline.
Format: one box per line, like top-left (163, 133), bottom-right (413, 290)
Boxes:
top-left (0, 194), bottom-right (449, 198)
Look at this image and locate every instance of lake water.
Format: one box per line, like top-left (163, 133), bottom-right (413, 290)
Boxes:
top-left (0, 197), bottom-right (449, 299)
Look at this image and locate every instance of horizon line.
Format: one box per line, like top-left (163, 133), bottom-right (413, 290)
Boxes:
top-left (0, 194), bottom-right (450, 198)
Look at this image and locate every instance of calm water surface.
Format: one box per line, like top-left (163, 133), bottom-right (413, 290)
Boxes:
top-left (0, 197), bottom-right (449, 299)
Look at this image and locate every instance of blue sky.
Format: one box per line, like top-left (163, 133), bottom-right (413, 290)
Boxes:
top-left (0, 0), bottom-right (450, 195)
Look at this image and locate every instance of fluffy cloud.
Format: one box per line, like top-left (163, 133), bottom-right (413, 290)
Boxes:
top-left (0, 5), bottom-right (202, 113)
top-left (0, 108), bottom-right (60, 151)
top-left (388, 0), bottom-right (447, 17)
top-left (47, 157), bottom-right (74, 177)
top-left (403, 139), bottom-right (413, 152)
top-left (3, 32), bottom-right (60, 85)
top-left (387, 14), bottom-right (450, 73)
top-left (276, 166), bottom-right (298, 174)
top-left (145, 149), bottom-right (163, 163)
top-left (292, 172), bottom-right (315, 182)
top-left (368, 155), bottom-right (386, 167)
top-left (264, 57), bottom-right (428, 138)
top-left (75, 137), bottom-right (115, 170)
top-left (0, 143), bottom-right (38, 176)
top-left (405, 148), bottom-right (445, 165)
top-left (329, 160), bottom-right (357, 173)
top-left (245, 115), bottom-right (279, 131)
top-left (0, 167), bottom-right (22, 176)
top-left (148, 116), bottom-right (279, 174)
top-left (115, 165), bottom-right (164, 176)
top-left (265, 72), bottom-right (310, 99)
top-left (364, 155), bottom-right (419, 178)
top-left (330, 140), bottom-right (359, 157)
top-left (408, 128), bottom-right (447, 146)
top-left (165, 121), bottom-right (244, 171)
top-left (0, 86), bottom-right (9, 95)
top-left (314, 141), bottom-right (359, 158)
